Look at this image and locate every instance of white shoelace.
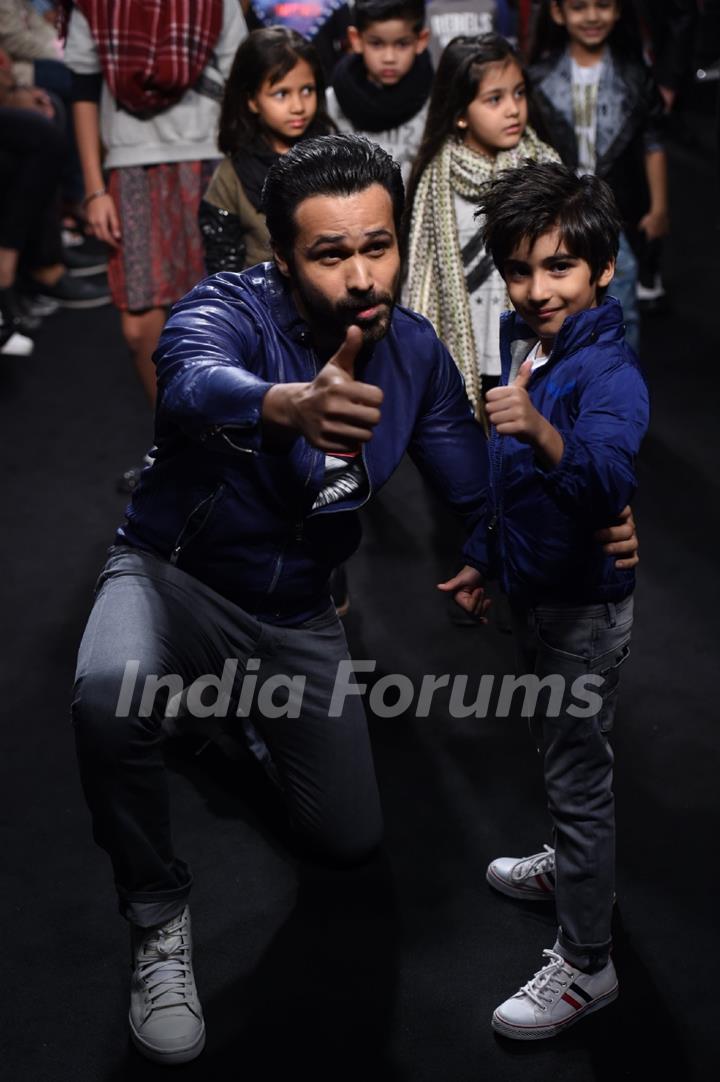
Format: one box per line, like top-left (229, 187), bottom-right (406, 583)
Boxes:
top-left (511, 844), bottom-right (555, 881)
top-left (136, 916), bottom-right (193, 1012)
top-left (519, 949), bottom-right (575, 1010)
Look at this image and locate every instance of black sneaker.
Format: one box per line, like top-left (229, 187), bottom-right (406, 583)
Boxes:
top-left (0, 286), bottom-right (38, 337)
top-left (63, 243), bottom-right (109, 277)
top-left (16, 292), bottom-right (60, 322)
top-left (0, 315), bottom-right (34, 356)
top-left (29, 272), bottom-right (111, 309)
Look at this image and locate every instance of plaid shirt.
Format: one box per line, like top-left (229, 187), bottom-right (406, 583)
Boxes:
top-left (74, 0), bottom-right (223, 117)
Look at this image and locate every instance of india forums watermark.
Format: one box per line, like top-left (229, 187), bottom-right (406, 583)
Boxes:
top-left (115, 659), bottom-right (606, 721)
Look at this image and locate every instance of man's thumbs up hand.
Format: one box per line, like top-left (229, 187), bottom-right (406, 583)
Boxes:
top-left (327, 325), bottom-right (364, 380)
top-left (262, 326), bottom-right (383, 452)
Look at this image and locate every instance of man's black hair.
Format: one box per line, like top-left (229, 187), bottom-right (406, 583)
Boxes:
top-left (263, 133), bottom-right (405, 257)
top-left (352, 0), bottom-right (426, 34)
top-left (478, 161), bottom-right (622, 282)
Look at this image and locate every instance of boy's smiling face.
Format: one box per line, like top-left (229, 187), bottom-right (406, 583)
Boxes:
top-left (502, 227), bottom-right (614, 349)
top-left (348, 19), bottom-right (429, 87)
top-left (551, 1), bottom-right (621, 51)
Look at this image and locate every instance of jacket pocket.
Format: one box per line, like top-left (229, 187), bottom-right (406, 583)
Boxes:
top-left (169, 483), bottom-right (226, 566)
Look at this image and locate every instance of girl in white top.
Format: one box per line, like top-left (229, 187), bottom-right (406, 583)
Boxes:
top-left (64, 0), bottom-right (246, 405)
top-left (404, 32), bottom-right (558, 417)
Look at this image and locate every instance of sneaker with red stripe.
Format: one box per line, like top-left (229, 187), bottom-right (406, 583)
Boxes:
top-left (491, 949), bottom-right (618, 1040)
top-left (486, 845), bottom-right (555, 900)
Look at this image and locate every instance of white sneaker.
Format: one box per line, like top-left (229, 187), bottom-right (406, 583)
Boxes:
top-left (486, 845), bottom-right (555, 901)
top-left (0, 329), bottom-right (34, 356)
top-left (492, 949), bottom-right (618, 1040)
top-left (129, 906), bottom-right (206, 1064)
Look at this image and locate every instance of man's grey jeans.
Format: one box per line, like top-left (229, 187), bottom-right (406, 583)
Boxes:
top-left (72, 547), bottom-right (383, 928)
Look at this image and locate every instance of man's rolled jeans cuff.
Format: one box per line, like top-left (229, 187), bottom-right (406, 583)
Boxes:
top-left (118, 878), bottom-right (193, 929)
top-left (556, 929), bottom-right (611, 975)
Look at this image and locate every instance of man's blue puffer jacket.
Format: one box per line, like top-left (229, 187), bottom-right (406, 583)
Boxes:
top-left (464, 297), bottom-right (649, 604)
top-left (117, 263), bottom-right (491, 624)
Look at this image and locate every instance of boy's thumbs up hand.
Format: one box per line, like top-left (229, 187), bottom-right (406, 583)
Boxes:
top-left (485, 357), bottom-right (539, 442)
top-left (484, 354), bottom-right (565, 468)
top-left (262, 325), bottom-right (383, 452)
top-left (512, 358), bottom-right (533, 388)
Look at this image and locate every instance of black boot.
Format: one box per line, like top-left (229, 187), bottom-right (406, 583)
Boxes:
top-left (0, 286), bottom-right (36, 338)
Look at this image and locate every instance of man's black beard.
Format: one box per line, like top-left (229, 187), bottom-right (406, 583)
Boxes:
top-left (292, 273), bottom-right (399, 350)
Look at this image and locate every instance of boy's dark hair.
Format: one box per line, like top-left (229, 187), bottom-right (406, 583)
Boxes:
top-left (478, 161), bottom-right (621, 282)
top-left (353, 0), bottom-right (426, 34)
top-left (218, 27), bottom-right (333, 157)
top-left (404, 33), bottom-right (524, 235)
top-left (529, 1), bottom-right (643, 64)
top-left (263, 134), bottom-right (405, 257)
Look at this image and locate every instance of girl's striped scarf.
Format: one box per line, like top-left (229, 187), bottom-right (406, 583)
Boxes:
top-left (404, 128), bottom-right (559, 412)
top-left (74, 0), bottom-right (223, 117)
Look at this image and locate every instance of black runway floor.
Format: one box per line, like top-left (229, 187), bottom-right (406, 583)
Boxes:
top-left (2, 109), bottom-right (719, 1081)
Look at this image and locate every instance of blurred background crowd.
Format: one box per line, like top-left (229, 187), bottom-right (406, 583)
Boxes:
top-left (1, 0), bottom-right (718, 488)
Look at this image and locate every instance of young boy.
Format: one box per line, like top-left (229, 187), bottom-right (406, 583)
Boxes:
top-left (440, 161), bottom-right (649, 1040)
top-left (326, 0), bottom-right (432, 181)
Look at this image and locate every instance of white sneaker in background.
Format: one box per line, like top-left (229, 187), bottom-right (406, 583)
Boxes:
top-left (0, 318), bottom-right (34, 356)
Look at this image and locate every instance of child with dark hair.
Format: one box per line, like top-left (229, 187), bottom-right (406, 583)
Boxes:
top-left (199, 26), bottom-right (335, 274)
top-left (326, 0), bottom-right (433, 181)
top-left (527, 1), bottom-right (668, 352)
top-left (440, 160), bottom-right (649, 1040)
top-left (403, 32), bottom-right (557, 414)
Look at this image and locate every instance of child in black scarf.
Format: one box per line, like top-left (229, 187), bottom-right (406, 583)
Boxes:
top-left (327, 0), bottom-right (433, 181)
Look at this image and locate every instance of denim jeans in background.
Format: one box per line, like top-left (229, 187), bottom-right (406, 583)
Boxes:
top-left (33, 59), bottom-right (84, 205)
top-left (511, 595), bottom-right (634, 973)
top-left (609, 230), bottom-right (640, 353)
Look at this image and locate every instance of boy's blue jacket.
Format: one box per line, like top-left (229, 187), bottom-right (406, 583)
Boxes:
top-left (117, 264), bottom-right (490, 624)
top-left (464, 297), bottom-right (649, 603)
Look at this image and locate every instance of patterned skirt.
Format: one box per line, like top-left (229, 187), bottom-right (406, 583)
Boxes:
top-left (107, 160), bottom-right (217, 312)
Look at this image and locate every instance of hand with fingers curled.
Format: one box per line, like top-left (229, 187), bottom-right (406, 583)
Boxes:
top-left (85, 192), bottom-right (122, 248)
top-left (262, 325), bottom-right (383, 452)
top-left (595, 505), bottom-right (639, 569)
top-left (436, 565), bottom-right (492, 621)
top-left (485, 359), bottom-right (541, 441)
top-left (486, 359), bottom-right (564, 469)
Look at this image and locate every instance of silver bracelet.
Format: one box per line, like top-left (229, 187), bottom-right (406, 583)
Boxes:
top-left (83, 187), bottom-right (107, 208)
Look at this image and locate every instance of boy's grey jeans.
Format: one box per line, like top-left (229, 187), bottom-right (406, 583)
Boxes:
top-left (511, 596), bottom-right (634, 973)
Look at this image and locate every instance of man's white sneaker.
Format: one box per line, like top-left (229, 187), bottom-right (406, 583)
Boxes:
top-left (486, 845), bottom-right (555, 900)
top-left (492, 949), bottom-right (618, 1040)
top-left (129, 906), bottom-right (206, 1064)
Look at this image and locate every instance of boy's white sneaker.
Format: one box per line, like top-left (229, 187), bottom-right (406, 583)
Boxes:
top-left (491, 949), bottom-right (618, 1040)
top-left (129, 905), bottom-right (206, 1064)
top-left (486, 845), bottom-right (555, 900)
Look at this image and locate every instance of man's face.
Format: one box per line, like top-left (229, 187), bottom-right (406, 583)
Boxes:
top-left (502, 226), bottom-right (614, 345)
top-left (275, 184), bottom-right (401, 351)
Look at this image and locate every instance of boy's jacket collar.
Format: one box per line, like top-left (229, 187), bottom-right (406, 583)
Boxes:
top-left (500, 295), bottom-right (626, 373)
